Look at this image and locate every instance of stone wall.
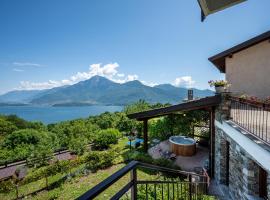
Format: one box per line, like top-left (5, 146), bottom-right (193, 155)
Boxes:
top-left (214, 93), bottom-right (270, 199)
top-left (215, 126), bottom-right (269, 200)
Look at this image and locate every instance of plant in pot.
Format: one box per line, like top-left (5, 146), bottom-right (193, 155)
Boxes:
top-left (208, 80), bottom-right (230, 93)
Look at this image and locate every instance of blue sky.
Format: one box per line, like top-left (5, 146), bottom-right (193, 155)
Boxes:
top-left (0, 0), bottom-right (269, 94)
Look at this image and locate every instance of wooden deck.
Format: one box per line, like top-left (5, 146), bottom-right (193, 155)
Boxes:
top-left (148, 140), bottom-right (209, 172)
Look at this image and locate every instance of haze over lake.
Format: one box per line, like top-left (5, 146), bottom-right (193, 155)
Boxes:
top-left (0, 106), bottom-right (123, 124)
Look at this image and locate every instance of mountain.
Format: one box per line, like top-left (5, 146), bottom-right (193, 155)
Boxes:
top-left (0, 90), bottom-right (45, 103)
top-left (0, 76), bottom-right (214, 106)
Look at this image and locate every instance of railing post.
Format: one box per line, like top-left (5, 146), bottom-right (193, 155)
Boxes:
top-left (131, 168), bottom-right (137, 200)
top-left (189, 175), bottom-right (192, 200)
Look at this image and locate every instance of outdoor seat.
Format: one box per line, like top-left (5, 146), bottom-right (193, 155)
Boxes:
top-left (170, 153), bottom-right (176, 160)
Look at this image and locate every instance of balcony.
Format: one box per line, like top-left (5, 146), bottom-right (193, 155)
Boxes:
top-left (78, 161), bottom-right (210, 200)
top-left (230, 96), bottom-right (270, 146)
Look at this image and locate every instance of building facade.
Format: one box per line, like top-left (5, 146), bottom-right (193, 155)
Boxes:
top-left (210, 31), bottom-right (270, 200)
top-left (209, 31), bottom-right (270, 99)
top-left (214, 95), bottom-right (270, 199)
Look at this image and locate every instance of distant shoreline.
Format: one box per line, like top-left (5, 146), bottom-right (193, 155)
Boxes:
top-left (0, 103), bottom-right (126, 107)
top-left (0, 103), bottom-right (29, 106)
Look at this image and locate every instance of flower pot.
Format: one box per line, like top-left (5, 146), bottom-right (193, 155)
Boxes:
top-left (215, 86), bottom-right (225, 93)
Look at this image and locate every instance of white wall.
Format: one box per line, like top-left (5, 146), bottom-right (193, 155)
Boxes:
top-left (225, 40), bottom-right (270, 98)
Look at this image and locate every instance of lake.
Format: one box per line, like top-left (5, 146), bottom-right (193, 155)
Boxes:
top-left (0, 106), bottom-right (123, 124)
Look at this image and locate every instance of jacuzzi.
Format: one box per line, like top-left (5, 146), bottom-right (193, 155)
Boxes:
top-left (169, 136), bottom-right (196, 156)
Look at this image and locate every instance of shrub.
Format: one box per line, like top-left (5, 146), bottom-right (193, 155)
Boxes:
top-left (127, 151), bottom-right (180, 170)
top-left (93, 129), bottom-right (120, 149)
top-left (85, 150), bottom-right (115, 172)
top-left (128, 151), bottom-right (153, 163)
top-left (0, 179), bottom-right (14, 193)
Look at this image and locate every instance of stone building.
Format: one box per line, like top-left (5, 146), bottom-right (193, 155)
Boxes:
top-left (210, 31), bottom-right (270, 199)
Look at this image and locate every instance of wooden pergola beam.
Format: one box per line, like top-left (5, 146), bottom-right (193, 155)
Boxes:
top-left (128, 95), bottom-right (221, 121)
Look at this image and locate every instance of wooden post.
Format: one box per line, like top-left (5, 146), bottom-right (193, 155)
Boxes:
top-left (209, 107), bottom-right (215, 178)
top-left (131, 168), bottom-right (137, 200)
top-left (189, 175), bottom-right (192, 200)
top-left (143, 119), bottom-right (148, 152)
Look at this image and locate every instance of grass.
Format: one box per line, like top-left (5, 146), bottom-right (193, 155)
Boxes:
top-left (0, 163), bottom-right (86, 200)
top-left (0, 138), bottom-right (131, 200)
top-left (24, 164), bottom-right (160, 200)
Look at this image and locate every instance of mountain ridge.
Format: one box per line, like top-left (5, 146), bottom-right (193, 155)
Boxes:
top-left (0, 76), bottom-right (214, 106)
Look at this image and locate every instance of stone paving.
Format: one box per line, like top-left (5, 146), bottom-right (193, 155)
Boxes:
top-left (148, 140), bottom-right (209, 172)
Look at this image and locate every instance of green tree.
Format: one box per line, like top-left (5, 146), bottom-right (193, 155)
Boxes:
top-left (93, 128), bottom-right (120, 149)
top-left (123, 99), bottom-right (151, 115)
top-left (1, 129), bottom-right (56, 163)
top-left (68, 136), bottom-right (87, 155)
top-left (0, 118), bottom-right (17, 137)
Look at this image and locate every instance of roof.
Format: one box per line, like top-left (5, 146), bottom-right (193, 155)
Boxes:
top-left (209, 30), bottom-right (270, 73)
top-left (128, 95), bottom-right (221, 120)
top-left (198, 0), bottom-right (247, 21)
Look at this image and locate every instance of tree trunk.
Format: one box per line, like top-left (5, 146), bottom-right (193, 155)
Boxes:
top-left (45, 176), bottom-right (48, 189)
top-left (16, 184), bottom-right (19, 199)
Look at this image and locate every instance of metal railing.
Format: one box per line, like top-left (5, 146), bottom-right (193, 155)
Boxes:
top-left (77, 161), bottom-right (209, 200)
top-left (230, 96), bottom-right (270, 145)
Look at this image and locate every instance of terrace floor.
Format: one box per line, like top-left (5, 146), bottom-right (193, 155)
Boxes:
top-left (148, 140), bottom-right (209, 172)
top-left (148, 140), bottom-right (231, 199)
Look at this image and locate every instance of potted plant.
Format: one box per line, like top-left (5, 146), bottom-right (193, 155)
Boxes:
top-left (208, 80), bottom-right (230, 93)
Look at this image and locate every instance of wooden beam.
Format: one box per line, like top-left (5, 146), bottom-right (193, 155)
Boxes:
top-left (143, 119), bottom-right (148, 152)
top-left (128, 95), bottom-right (221, 120)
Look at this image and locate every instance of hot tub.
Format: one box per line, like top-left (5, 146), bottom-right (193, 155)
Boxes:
top-left (169, 136), bottom-right (196, 156)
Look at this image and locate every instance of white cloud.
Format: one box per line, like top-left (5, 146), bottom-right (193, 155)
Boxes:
top-left (117, 73), bottom-right (125, 77)
top-left (15, 63), bottom-right (197, 91)
top-left (13, 68), bottom-right (24, 72)
top-left (126, 74), bottom-right (138, 81)
top-left (173, 76), bottom-right (195, 88)
top-left (16, 63), bottom-right (140, 90)
top-left (13, 62), bottom-right (42, 67)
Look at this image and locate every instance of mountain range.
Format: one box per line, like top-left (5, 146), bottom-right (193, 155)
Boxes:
top-left (0, 76), bottom-right (214, 106)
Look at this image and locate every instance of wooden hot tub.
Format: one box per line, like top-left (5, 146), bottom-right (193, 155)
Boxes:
top-left (169, 136), bottom-right (196, 156)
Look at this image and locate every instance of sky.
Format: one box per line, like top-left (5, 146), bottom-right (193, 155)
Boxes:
top-left (0, 0), bottom-right (269, 94)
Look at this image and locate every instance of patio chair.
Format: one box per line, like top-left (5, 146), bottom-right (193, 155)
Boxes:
top-left (169, 153), bottom-right (176, 160)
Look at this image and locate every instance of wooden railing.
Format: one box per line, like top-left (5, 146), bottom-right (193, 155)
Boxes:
top-left (230, 96), bottom-right (270, 145)
top-left (77, 161), bottom-right (209, 200)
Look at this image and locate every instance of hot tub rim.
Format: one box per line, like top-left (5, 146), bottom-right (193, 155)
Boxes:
top-left (169, 136), bottom-right (196, 146)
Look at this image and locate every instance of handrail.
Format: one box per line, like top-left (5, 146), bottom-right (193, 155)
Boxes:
top-left (77, 161), bottom-right (209, 200)
top-left (77, 161), bottom-right (139, 200)
top-left (229, 96), bottom-right (270, 145)
top-left (230, 96), bottom-right (270, 111)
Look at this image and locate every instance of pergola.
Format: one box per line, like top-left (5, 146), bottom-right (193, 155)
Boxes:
top-left (128, 95), bottom-right (221, 177)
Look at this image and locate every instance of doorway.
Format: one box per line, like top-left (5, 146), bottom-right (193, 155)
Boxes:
top-left (259, 167), bottom-right (268, 199)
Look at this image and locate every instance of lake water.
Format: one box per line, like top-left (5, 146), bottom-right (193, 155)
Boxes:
top-left (0, 106), bottom-right (123, 124)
